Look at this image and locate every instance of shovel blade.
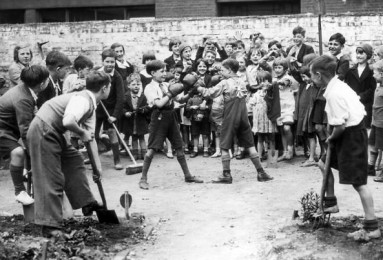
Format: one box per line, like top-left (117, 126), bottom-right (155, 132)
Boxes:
top-left (96, 209), bottom-right (120, 224)
top-left (23, 204), bottom-right (35, 223)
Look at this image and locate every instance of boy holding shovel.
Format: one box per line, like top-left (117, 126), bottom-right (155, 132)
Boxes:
top-left (27, 71), bottom-right (110, 237)
top-left (310, 55), bottom-right (380, 241)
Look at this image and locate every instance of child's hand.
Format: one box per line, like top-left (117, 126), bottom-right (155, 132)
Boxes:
top-left (108, 116), bottom-right (117, 123)
top-left (125, 112), bottom-right (133, 117)
top-left (234, 31), bottom-right (243, 40)
top-left (80, 130), bottom-right (94, 143)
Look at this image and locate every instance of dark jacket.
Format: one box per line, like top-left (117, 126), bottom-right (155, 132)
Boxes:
top-left (122, 92), bottom-right (150, 136)
top-left (0, 84), bottom-right (36, 146)
top-left (96, 70), bottom-right (125, 119)
top-left (264, 83), bottom-right (281, 122)
top-left (286, 43), bottom-right (315, 65)
top-left (164, 55), bottom-right (179, 72)
top-left (345, 64), bottom-right (376, 127)
top-left (37, 78), bottom-right (62, 109)
top-left (115, 61), bottom-right (134, 92)
top-left (336, 54), bottom-right (351, 81)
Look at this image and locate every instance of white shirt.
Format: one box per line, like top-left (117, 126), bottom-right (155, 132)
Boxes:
top-left (323, 76), bottom-right (366, 127)
top-left (358, 63), bottom-right (366, 77)
top-left (144, 80), bottom-right (170, 108)
top-left (116, 59), bottom-right (131, 69)
top-left (63, 90), bottom-right (97, 132)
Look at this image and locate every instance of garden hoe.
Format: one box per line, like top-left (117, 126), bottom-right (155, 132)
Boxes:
top-left (312, 145), bottom-right (332, 230)
top-left (100, 101), bottom-right (143, 175)
top-left (85, 141), bottom-right (119, 224)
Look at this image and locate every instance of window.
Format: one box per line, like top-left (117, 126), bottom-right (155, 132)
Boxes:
top-left (69, 8), bottom-right (95, 22)
top-left (218, 1), bottom-right (300, 16)
top-left (0, 10), bottom-right (24, 24)
top-left (40, 9), bottom-right (66, 23)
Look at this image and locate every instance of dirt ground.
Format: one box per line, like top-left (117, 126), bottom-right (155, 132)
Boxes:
top-left (2, 150), bottom-right (383, 260)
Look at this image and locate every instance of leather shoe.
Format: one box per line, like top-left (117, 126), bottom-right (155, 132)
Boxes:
top-left (190, 151), bottom-right (198, 158)
top-left (82, 201), bottom-right (104, 216)
top-left (257, 170), bottom-right (273, 182)
top-left (185, 176), bottom-right (203, 183)
top-left (212, 171), bottom-right (233, 184)
top-left (139, 178), bottom-right (149, 190)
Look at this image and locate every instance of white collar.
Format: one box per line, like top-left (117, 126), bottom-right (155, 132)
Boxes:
top-left (116, 59), bottom-right (130, 68)
top-left (28, 86), bottom-right (38, 102)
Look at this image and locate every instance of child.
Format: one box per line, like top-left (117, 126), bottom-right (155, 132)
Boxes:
top-left (295, 65), bottom-right (319, 166)
top-left (224, 40), bottom-right (236, 57)
top-left (286, 26), bottom-right (314, 69)
top-left (327, 33), bottom-right (350, 81)
top-left (63, 55), bottom-right (94, 94)
top-left (122, 73), bottom-right (150, 160)
top-left (140, 51), bottom-right (157, 89)
top-left (187, 59), bottom-right (212, 157)
top-left (368, 60), bottom-right (383, 181)
top-left (111, 42), bottom-right (134, 90)
top-left (95, 49), bottom-right (125, 170)
top-left (139, 60), bottom-right (203, 190)
top-left (250, 71), bottom-right (278, 161)
top-left (9, 45), bottom-right (33, 87)
top-left (246, 48), bottom-right (267, 89)
top-left (345, 44), bottom-right (376, 128)
top-left (176, 44), bottom-right (194, 76)
top-left (273, 57), bottom-right (299, 161)
top-left (310, 55), bottom-right (380, 241)
top-left (27, 70), bottom-right (110, 237)
top-left (0, 65), bottom-right (49, 206)
top-left (164, 38), bottom-right (182, 72)
top-left (37, 51), bottom-right (72, 108)
top-left (194, 58), bottom-right (273, 183)
top-left (210, 90), bottom-right (225, 158)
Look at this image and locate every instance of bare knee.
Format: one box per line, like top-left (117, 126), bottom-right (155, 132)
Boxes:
top-left (10, 147), bottom-right (25, 165)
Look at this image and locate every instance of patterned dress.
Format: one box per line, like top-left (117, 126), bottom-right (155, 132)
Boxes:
top-left (251, 89), bottom-right (277, 134)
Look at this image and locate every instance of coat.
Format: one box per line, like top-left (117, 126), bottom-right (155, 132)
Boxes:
top-left (0, 83), bottom-right (36, 146)
top-left (37, 77), bottom-right (62, 109)
top-left (122, 92), bottom-right (150, 136)
top-left (345, 64), bottom-right (376, 127)
top-left (286, 43), bottom-right (315, 65)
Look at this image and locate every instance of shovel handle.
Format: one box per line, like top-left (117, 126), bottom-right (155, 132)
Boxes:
top-left (85, 142), bottom-right (108, 209)
top-left (100, 101), bottom-right (138, 165)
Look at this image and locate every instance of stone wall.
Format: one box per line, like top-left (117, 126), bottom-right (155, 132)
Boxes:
top-left (0, 13), bottom-right (382, 82)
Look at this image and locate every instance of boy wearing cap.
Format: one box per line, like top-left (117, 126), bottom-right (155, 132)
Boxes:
top-left (345, 43), bottom-right (376, 130)
top-left (310, 55), bottom-right (380, 242)
top-left (138, 60), bottom-right (203, 190)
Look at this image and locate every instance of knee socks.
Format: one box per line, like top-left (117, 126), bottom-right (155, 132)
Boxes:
top-left (10, 165), bottom-right (25, 195)
top-left (249, 154), bottom-right (264, 173)
top-left (221, 154), bottom-right (231, 172)
top-left (324, 196), bottom-right (337, 207)
top-left (177, 155), bottom-right (191, 177)
top-left (364, 219), bottom-right (379, 231)
top-left (111, 143), bottom-right (121, 165)
top-left (141, 152), bottom-right (154, 180)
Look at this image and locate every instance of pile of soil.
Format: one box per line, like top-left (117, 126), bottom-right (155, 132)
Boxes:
top-left (0, 215), bottom-right (146, 260)
top-left (260, 216), bottom-right (383, 260)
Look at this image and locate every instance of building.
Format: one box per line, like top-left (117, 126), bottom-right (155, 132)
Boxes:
top-left (0, 0), bottom-right (382, 24)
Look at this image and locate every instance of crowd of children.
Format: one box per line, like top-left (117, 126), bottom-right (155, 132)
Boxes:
top-left (2, 24), bottom-right (383, 240)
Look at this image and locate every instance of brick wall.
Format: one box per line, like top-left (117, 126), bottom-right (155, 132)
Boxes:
top-left (301, 0), bottom-right (383, 14)
top-left (0, 13), bottom-right (382, 82)
top-left (156, 0), bottom-right (217, 18)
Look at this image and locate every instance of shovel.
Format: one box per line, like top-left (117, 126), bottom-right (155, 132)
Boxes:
top-left (100, 101), bottom-right (143, 175)
top-left (23, 154), bottom-right (34, 223)
top-left (85, 141), bottom-right (119, 224)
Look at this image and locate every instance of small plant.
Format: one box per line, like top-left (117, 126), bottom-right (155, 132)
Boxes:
top-left (299, 190), bottom-right (320, 222)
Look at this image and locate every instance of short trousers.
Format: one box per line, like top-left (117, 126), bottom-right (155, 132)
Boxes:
top-left (220, 118), bottom-right (254, 150)
top-left (191, 119), bottom-right (210, 136)
top-left (321, 121), bottom-right (368, 186)
top-left (148, 109), bottom-right (183, 150)
top-left (0, 138), bottom-right (21, 159)
top-left (368, 125), bottom-right (383, 150)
